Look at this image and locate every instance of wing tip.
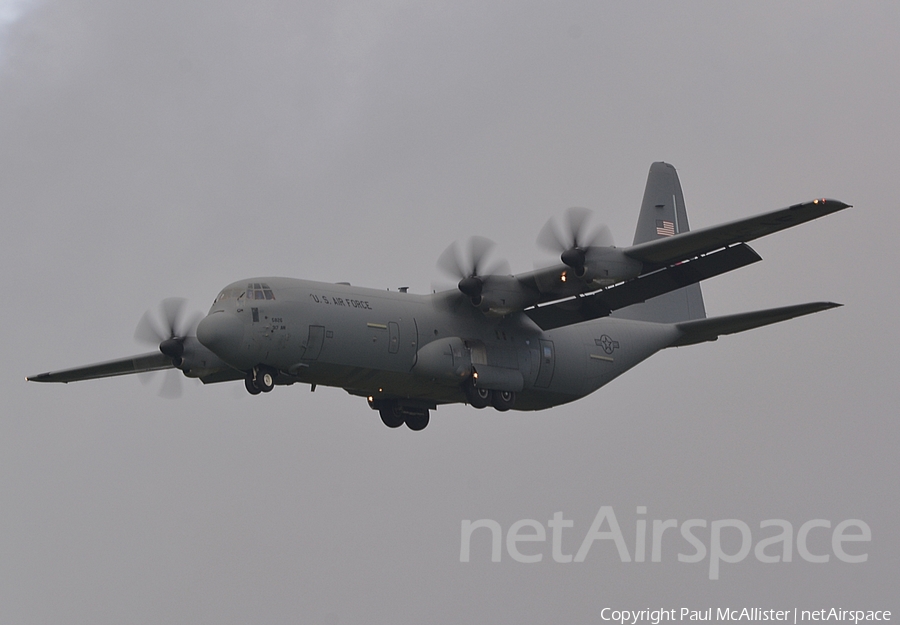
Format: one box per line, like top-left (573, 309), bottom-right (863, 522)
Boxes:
top-left (26, 372), bottom-right (62, 383)
top-left (811, 198), bottom-right (852, 209)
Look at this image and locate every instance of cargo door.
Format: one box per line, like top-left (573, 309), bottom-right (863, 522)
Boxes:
top-left (304, 325), bottom-right (325, 360)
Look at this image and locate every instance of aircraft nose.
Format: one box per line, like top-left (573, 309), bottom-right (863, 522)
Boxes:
top-left (196, 312), bottom-right (244, 359)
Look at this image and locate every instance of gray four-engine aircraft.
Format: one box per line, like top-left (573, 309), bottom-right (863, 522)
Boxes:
top-left (28, 163), bottom-right (850, 430)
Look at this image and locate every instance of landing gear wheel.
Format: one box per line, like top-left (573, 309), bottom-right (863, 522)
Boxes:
top-left (379, 403), bottom-right (404, 428)
top-left (244, 374), bottom-right (261, 395)
top-left (405, 410), bottom-right (430, 431)
top-left (256, 367), bottom-right (276, 393)
top-left (492, 390), bottom-right (515, 412)
top-left (463, 379), bottom-right (491, 409)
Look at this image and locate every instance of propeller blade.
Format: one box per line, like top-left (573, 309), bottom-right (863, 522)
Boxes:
top-left (136, 365), bottom-right (185, 398)
top-left (467, 236), bottom-right (495, 276)
top-left (135, 297), bottom-right (199, 348)
top-left (435, 235), bottom-right (511, 306)
top-left (564, 207), bottom-right (592, 248)
top-left (481, 258), bottom-right (511, 278)
top-left (181, 312), bottom-right (204, 338)
top-left (137, 370), bottom-right (156, 386)
top-left (537, 219), bottom-right (568, 253)
top-left (437, 241), bottom-right (467, 279)
top-left (437, 236), bottom-right (508, 279)
top-left (537, 207), bottom-right (615, 253)
top-left (132, 298), bottom-right (197, 398)
top-left (159, 368), bottom-right (183, 399)
top-left (134, 310), bottom-right (164, 345)
top-left (160, 298), bottom-right (187, 338)
top-left (591, 223), bottom-right (615, 248)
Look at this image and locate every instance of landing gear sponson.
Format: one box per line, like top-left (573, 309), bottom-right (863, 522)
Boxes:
top-left (245, 369), bottom-right (515, 431)
top-left (366, 379), bottom-right (516, 431)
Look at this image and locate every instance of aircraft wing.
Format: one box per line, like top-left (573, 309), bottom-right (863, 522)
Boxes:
top-left (669, 302), bottom-right (842, 347)
top-left (623, 199), bottom-right (850, 269)
top-left (26, 351), bottom-right (174, 383)
top-left (513, 266), bottom-right (601, 303)
top-left (509, 199), bottom-right (850, 312)
top-left (524, 243), bottom-right (761, 330)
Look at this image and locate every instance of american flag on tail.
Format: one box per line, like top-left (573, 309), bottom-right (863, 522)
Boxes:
top-left (656, 219), bottom-right (675, 237)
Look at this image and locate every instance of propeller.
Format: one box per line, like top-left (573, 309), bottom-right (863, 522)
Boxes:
top-left (134, 298), bottom-right (202, 398)
top-left (537, 207), bottom-right (614, 276)
top-left (436, 236), bottom-right (511, 304)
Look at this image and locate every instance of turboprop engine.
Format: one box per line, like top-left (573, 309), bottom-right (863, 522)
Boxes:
top-left (566, 246), bottom-right (643, 286)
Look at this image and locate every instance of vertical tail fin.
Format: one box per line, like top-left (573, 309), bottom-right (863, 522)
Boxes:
top-left (613, 162), bottom-right (707, 323)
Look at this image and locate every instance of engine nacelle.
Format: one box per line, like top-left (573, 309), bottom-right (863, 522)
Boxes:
top-left (468, 275), bottom-right (538, 317)
top-left (176, 337), bottom-right (236, 378)
top-left (413, 337), bottom-right (472, 383)
top-left (579, 247), bottom-right (643, 285)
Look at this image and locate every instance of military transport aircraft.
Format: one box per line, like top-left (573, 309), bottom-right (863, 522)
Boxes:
top-left (28, 163), bottom-right (849, 430)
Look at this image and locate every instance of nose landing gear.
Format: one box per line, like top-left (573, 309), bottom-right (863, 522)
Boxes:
top-left (244, 374), bottom-right (261, 395)
top-left (244, 366), bottom-right (277, 394)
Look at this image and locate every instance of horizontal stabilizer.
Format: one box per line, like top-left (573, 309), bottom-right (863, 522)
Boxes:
top-left (26, 351), bottom-right (173, 383)
top-left (525, 243), bottom-right (761, 330)
top-left (625, 199), bottom-right (850, 269)
top-left (669, 302), bottom-right (842, 347)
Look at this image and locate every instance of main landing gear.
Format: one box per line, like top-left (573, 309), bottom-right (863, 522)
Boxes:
top-left (369, 398), bottom-right (431, 431)
top-left (463, 378), bottom-right (516, 412)
top-left (244, 366), bottom-right (277, 395)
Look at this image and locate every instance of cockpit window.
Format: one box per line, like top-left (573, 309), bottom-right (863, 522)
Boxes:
top-left (214, 287), bottom-right (245, 304)
top-left (213, 283), bottom-right (274, 305)
top-left (246, 282), bottom-right (275, 300)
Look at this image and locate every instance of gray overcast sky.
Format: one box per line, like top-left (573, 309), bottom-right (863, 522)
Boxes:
top-left (2, 1), bottom-right (898, 623)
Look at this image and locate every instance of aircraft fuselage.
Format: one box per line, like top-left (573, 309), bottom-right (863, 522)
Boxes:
top-left (195, 277), bottom-right (679, 411)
